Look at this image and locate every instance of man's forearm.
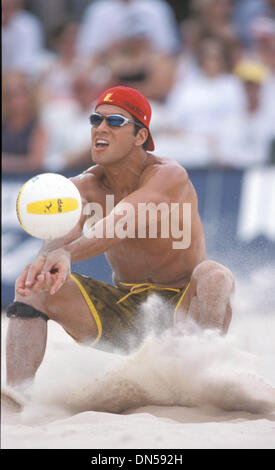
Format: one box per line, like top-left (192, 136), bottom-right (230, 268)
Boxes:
top-left (38, 222), bottom-right (83, 255)
top-left (63, 211), bottom-right (126, 262)
top-left (42, 209), bottom-right (128, 262)
top-left (64, 232), bottom-right (118, 262)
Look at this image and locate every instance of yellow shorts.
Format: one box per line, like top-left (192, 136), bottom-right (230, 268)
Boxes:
top-left (71, 273), bottom-right (190, 353)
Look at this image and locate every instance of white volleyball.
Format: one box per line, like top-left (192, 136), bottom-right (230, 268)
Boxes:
top-left (16, 173), bottom-right (82, 240)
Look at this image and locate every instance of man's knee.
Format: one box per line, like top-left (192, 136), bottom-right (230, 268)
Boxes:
top-left (14, 278), bottom-right (51, 319)
top-left (15, 283), bottom-right (47, 312)
top-left (192, 260), bottom-right (235, 293)
top-left (7, 301), bottom-right (49, 322)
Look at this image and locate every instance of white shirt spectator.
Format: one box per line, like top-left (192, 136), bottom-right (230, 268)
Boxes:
top-left (2, 9), bottom-right (44, 75)
top-left (77, 0), bottom-right (180, 57)
top-left (218, 99), bottom-right (275, 167)
top-left (41, 101), bottom-right (92, 172)
top-left (150, 72), bottom-right (245, 166)
top-left (166, 74), bottom-right (244, 136)
top-left (217, 59), bottom-right (275, 167)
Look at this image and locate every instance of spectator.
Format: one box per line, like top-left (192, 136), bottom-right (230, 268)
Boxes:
top-left (2, 72), bottom-right (47, 173)
top-left (24, 0), bottom-right (70, 39)
top-left (37, 21), bottom-right (82, 105)
top-left (250, 16), bottom-right (275, 72)
top-left (250, 15), bottom-right (275, 117)
top-left (152, 36), bottom-right (244, 166)
top-left (41, 69), bottom-right (97, 171)
top-left (76, 0), bottom-right (180, 59)
top-left (218, 60), bottom-right (275, 167)
top-left (233, 0), bottom-right (274, 48)
top-left (2, 0), bottom-right (45, 76)
top-left (182, 0), bottom-right (241, 58)
top-left (100, 27), bottom-right (180, 102)
top-left (75, 1), bottom-right (181, 104)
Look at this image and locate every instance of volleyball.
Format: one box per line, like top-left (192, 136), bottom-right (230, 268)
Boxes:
top-left (16, 173), bottom-right (82, 240)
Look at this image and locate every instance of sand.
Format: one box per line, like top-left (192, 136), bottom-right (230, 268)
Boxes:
top-left (1, 265), bottom-right (275, 450)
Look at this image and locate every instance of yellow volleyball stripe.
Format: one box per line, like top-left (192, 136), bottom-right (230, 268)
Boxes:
top-left (27, 198), bottom-right (79, 215)
top-left (16, 181), bottom-right (32, 235)
top-left (70, 274), bottom-right (102, 346)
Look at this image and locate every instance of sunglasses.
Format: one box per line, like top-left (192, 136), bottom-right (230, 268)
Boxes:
top-left (89, 112), bottom-right (143, 128)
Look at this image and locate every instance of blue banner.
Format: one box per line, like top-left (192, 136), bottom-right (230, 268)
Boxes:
top-left (2, 167), bottom-right (275, 306)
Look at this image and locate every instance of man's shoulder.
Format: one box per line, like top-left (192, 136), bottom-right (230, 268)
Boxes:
top-left (70, 165), bottom-right (103, 195)
top-left (143, 154), bottom-right (189, 184)
top-left (75, 164), bottom-right (103, 179)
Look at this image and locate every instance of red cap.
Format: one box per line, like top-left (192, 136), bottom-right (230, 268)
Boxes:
top-left (95, 86), bottom-right (155, 151)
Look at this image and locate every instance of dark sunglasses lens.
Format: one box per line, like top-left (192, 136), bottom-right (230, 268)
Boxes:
top-left (106, 116), bottom-right (125, 127)
top-left (89, 114), bottom-right (103, 126)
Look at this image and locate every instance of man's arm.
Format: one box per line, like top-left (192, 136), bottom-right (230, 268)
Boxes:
top-left (20, 163), bottom-right (191, 294)
top-left (64, 163), bottom-right (191, 262)
top-left (16, 173), bottom-right (90, 295)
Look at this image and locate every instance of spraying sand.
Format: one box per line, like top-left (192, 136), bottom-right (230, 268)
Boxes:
top-left (1, 265), bottom-right (275, 449)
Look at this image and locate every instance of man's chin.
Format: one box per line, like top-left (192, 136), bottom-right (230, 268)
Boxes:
top-left (92, 150), bottom-right (109, 163)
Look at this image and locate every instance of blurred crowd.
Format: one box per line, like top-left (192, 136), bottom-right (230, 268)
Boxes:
top-left (2, 0), bottom-right (275, 173)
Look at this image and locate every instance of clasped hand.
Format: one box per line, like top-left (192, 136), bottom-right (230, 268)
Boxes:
top-left (16, 248), bottom-right (71, 296)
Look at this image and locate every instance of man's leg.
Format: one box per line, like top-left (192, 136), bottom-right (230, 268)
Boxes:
top-left (6, 276), bottom-right (98, 387)
top-left (177, 260), bottom-right (235, 334)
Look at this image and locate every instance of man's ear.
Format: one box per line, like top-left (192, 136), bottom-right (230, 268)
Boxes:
top-left (134, 127), bottom-right (148, 147)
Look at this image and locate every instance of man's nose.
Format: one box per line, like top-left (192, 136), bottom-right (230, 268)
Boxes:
top-left (96, 117), bottom-right (109, 130)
